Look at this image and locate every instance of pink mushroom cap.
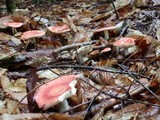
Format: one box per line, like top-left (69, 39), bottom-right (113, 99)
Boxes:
top-left (48, 24), bottom-right (71, 34)
top-left (20, 30), bottom-right (45, 40)
top-left (3, 22), bottom-right (23, 28)
top-left (113, 37), bottom-right (136, 48)
top-left (93, 26), bottom-right (116, 32)
top-left (101, 47), bottom-right (111, 53)
top-left (34, 75), bottom-right (78, 110)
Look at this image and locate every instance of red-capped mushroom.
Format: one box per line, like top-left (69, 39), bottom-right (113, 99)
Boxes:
top-left (20, 30), bottom-right (45, 49)
top-left (113, 37), bottom-right (135, 48)
top-left (34, 75), bottom-right (78, 112)
top-left (3, 22), bottom-right (23, 35)
top-left (48, 24), bottom-right (71, 45)
top-left (48, 24), bottom-right (71, 34)
top-left (93, 26), bottom-right (116, 40)
top-left (21, 30), bottom-right (45, 40)
top-left (93, 21), bottom-right (124, 40)
top-left (101, 47), bottom-right (111, 53)
top-left (113, 37), bottom-right (137, 56)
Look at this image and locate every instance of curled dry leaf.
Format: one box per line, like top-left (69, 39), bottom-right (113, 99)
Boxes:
top-left (0, 69), bottom-right (27, 104)
top-left (115, 74), bottom-right (133, 87)
top-left (155, 46), bottom-right (160, 57)
top-left (89, 71), bottom-right (115, 86)
top-left (0, 32), bottom-right (22, 46)
top-left (136, 0), bottom-right (149, 7)
top-left (0, 16), bottom-right (13, 29)
top-left (62, 15), bottom-right (77, 32)
top-left (73, 31), bottom-right (93, 43)
top-left (6, 98), bottom-right (20, 114)
top-left (75, 45), bottom-right (93, 55)
top-left (156, 67), bottom-right (160, 83)
top-left (96, 59), bottom-right (118, 67)
top-left (103, 103), bottom-right (146, 120)
top-left (8, 78), bottom-right (27, 92)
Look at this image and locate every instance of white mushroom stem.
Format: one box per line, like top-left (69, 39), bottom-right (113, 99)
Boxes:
top-left (104, 31), bottom-right (109, 40)
top-left (12, 28), bottom-right (17, 35)
top-left (124, 46), bottom-right (137, 56)
top-left (23, 38), bottom-right (36, 50)
top-left (59, 99), bottom-right (69, 112)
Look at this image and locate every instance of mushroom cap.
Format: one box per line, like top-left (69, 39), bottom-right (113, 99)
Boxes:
top-left (101, 47), bottom-right (111, 53)
top-left (20, 30), bottom-right (45, 40)
top-left (3, 22), bottom-right (23, 28)
top-left (93, 26), bottom-right (116, 32)
top-left (34, 75), bottom-right (78, 110)
top-left (113, 37), bottom-right (136, 48)
top-left (48, 24), bottom-right (71, 34)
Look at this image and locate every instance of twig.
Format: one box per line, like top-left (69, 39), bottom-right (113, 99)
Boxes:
top-left (74, 77), bottom-right (160, 116)
top-left (63, 101), bottom-right (91, 113)
top-left (110, 1), bottom-right (119, 19)
top-left (38, 64), bottom-right (150, 79)
top-left (128, 72), bottom-right (160, 101)
top-left (52, 41), bottom-right (96, 57)
top-left (118, 64), bottom-right (160, 102)
top-left (83, 85), bottom-right (106, 120)
top-left (39, 64), bottom-right (160, 101)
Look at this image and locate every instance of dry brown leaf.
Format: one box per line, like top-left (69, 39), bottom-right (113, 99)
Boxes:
top-left (89, 71), bottom-right (115, 86)
top-left (115, 75), bottom-right (133, 87)
top-left (0, 69), bottom-right (27, 104)
top-left (156, 67), bottom-right (160, 83)
top-left (96, 59), bottom-right (118, 67)
top-left (63, 15), bottom-right (77, 32)
top-left (103, 103), bottom-right (146, 120)
top-left (48, 113), bottom-right (83, 120)
top-left (0, 100), bottom-right (7, 114)
top-left (136, 0), bottom-right (148, 6)
top-left (2, 113), bottom-right (49, 120)
top-left (0, 32), bottom-right (22, 46)
top-left (6, 98), bottom-right (20, 114)
top-left (72, 31), bottom-right (93, 43)
top-left (0, 16), bottom-right (13, 29)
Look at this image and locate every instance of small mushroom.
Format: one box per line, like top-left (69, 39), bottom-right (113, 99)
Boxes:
top-left (48, 24), bottom-right (71, 34)
top-left (34, 75), bottom-right (78, 112)
top-left (101, 47), bottom-right (111, 53)
top-left (3, 22), bottom-right (23, 35)
top-left (93, 26), bottom-right (116, 40)
top-left (20, 30), bottom-right (45, 49)
top-left (48, 24), bottom-right (71, 45)
top-left (21, 30), bottom-right (45, 40)
top-left (93, 21), bottom-right (124, 40)
top-left (113, 37), bottom-right (137, 56)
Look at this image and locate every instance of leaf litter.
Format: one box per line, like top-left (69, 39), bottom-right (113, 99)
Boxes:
top-left (0, 0), bottom-right (160, 120)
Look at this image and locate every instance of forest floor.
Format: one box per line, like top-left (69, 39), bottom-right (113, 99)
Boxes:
top-left (0, 0), bottom-right (160, 120)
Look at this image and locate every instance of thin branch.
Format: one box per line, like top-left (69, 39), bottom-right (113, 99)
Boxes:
top-left (74, 77), bottom-right (160, 116)
top-left (52, 41), bottom-right (96, 57)
top-left (83, 85), bottom-right (106, 120)
top-left (38, 64), bottom-right (150, 79)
